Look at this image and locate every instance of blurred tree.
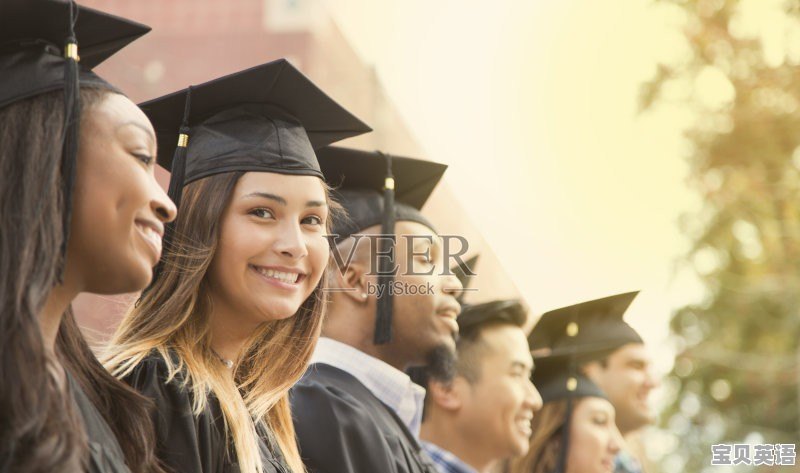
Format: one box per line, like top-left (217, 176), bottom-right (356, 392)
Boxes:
top-left (641, 0), bottom-right (800, 471)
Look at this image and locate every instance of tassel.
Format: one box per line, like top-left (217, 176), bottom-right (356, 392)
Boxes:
top-left (57, 0), bottom-right (80, 283)
top-left (142, 87), bottom-right (192, 297)
top-left (374, 152), bottom-right (395, 345)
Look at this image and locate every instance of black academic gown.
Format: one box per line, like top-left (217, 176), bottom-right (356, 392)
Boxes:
top-left (68, 373), bottom-right (132, 473)
top-left (290, 363), bottom-right (438, 473)
top-left (123, 353), bottom-right (290, 473)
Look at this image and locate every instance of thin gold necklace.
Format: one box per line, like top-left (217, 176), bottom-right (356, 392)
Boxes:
top-left (211, 349), bottom-right (234, 369)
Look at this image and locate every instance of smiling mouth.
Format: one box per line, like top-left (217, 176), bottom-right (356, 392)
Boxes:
top-left (250, 265), bottom-right (306, 285)
top-left (135, 222), bottom-right (163, 260)
top-left (515, 415), bottom-right (533, 436)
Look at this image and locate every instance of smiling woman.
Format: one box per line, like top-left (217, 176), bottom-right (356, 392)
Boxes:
top-left (0, 2), bottom-right (177, 473)
top-left (102, 59), bottom-right (370, 473)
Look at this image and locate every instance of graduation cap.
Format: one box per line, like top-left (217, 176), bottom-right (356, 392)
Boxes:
top-left (138, 60), bottom-right (371, 287)
top-left (528, 291), bottom-right (643, 359)
top-left (0, 0), bottom-right (150, 108)
top-left (531, 349), bottom-right (609, 473)
top-left (457, 299), bottom-right (526, 334)
top-left (451, 255), bottom-right (479, 304)
top-left (0, 0), bottom-right (150, 279)
top-left (316, 146), bottom-right (448, 344)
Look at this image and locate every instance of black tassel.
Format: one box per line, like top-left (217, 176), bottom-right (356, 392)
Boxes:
top-left (374, 152), bottom-right (395, 345)
top-left (57, 0), bottom-right (80, 283)
top-left (142, 87), bottom-right (192, 296)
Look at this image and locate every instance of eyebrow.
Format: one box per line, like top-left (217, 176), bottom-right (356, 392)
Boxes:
top-left (243, 192), bottom-right (327, 208)
top-left (116, 121), bottom-right (155, 145)
top-left (511, 360), bottom-right (533, 371)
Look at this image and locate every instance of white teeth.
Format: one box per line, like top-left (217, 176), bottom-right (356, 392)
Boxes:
top-left (139, 225), bottom-right (162, 254)
top-left (255, 267), bottom-right (299, 284)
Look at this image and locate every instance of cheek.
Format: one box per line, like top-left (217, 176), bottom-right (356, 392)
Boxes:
top-left (306, 236), bottom-right (330, 281)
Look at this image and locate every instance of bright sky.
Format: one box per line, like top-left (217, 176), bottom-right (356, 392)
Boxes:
top-left (320, 0), bottom-right (708, 374)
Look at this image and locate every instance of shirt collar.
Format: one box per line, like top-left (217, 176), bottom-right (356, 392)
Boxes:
top-left (421, 441), bottom-right (478, 473)
top-left (311, 337), bottom-right (426, 434)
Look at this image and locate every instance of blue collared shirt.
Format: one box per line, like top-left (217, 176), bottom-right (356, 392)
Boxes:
top-left (615, 450), bottom-right (644, 473)
top-left (310, 337), bottom-right (427, 435)
top-left (421, 441), bottom-right (478, 473)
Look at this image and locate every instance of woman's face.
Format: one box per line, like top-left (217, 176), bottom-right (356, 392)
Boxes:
top-left (566, 397), bottom-right (623, 473)
top-left (68, 92), bottom-right (176, 294)
top-left (208, 171), bottom-right (329, 326)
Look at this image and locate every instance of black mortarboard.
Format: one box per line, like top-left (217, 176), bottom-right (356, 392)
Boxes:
top-left (139, 60), bottom-right (371, 288)
top-left (528, 291), bottom-right (643, 359)
top-left (317, 147), bottom-right (448, 344)
top-left (0, 0), bottom-right (150, 279)
top-left (527, 292), bottom-right (641, 473)
top-left (0, 0), bottom-right (150, 109)
top-left (451, 255), bottom-right (479, 304)
top-left (458, 299), bottom-right (526, 334)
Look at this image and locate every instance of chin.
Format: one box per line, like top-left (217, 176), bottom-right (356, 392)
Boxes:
top-left (256, 300), bottom-right (303, 321)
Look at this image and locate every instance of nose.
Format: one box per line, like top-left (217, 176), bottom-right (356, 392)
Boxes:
top-left (525, 380), bottom-right (543, 412)
top-left (150, 176), bottom-right (177, 223)
top-left (645, 369), bottom-right (661, 390)
top-left (272, 220), bottom-right (308, 260)
top-left (442, 268), bottom-right (463, 298)
top-left (608, 424), bottom-right (624, 455)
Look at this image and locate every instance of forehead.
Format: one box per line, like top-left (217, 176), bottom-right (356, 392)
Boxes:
top-left (89, 93), bottom-right (153, 133)
top-left (234, 172), bottom-right (326, 199)
top-left (393, 220), bottom-right (438, 239)
top-left (477, 324), bottom-right (532, 363)
top-left (610, 343), bottom-right (650, 363)
top-left (575, 396), bottom-right (615, 416)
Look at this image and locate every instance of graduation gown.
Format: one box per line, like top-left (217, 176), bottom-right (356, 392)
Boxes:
top-left (123, 353), bottom-right (290, 473)
top-left (68, 373), bottom-right (132, 473)
top-left (290, 363), bottom-right (438, 473)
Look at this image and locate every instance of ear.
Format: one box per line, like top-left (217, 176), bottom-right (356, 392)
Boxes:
top-left (428, 377), bottom-right (467, 412)
top-left (336, 259), bottom-right (370, 305)
top-left (581, 361), bottom-right (603, 382)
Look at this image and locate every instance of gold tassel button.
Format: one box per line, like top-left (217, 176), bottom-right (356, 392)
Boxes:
top-left (566, 322), bottom-right (579, 337)
top-left (64, 43), bottom-right (79, 61)
top-left (567, 376), bottom-right (578, 392)
top-left (177, 133), bottom-right (189, 148)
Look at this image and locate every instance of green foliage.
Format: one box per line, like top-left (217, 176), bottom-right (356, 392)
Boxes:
top-left (642, 0), bottom-right (800, 470)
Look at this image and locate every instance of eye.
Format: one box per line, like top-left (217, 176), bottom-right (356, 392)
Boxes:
top-left (302, 215), bottom-right (323, 226)
top-left (132, 152), bottom-right (153, 166)
top-left (592, 415), bottom-right (609, 426)
top-left (249, 208), bottom-right (274, 220)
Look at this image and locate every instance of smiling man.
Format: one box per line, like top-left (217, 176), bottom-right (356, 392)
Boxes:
top-left (413, 299), bottom-right (543, 473)
top-left (528, 292), bottom-right (660, 473)
top-left (290, 147), bottom-right (463, 473)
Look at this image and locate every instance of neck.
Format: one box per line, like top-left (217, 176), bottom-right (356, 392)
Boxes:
top-left (38, 277), bottom-right (80, 354)
top-left (420, 417), bottom-right (497, 473)
top-left (323, 306), bottom-right (410, 370)
top-left (209, 303), bottom-right (256, 363)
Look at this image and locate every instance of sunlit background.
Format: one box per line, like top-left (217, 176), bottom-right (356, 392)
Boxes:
top-left (76, 0), bottom-right (800, 471)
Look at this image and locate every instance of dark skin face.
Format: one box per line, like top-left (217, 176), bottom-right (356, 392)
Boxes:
top-left (39, 93), bottom-right (176, 351)
top-left (325, 221), bottom-right (463, 370)
top-left (67, 92), bottom-right (176, 294)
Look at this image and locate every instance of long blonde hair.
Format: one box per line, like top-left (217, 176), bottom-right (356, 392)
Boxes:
top-left (506, 400), bottom-right (568, 473)
top-left (105, 171), bottom-right (333, 473)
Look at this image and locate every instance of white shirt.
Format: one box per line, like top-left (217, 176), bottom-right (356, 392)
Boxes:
top-left (310, 337), bottom-right (427, 436)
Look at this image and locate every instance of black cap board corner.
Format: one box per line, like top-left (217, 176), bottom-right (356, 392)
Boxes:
top-left (451, 254), bottom-right (479, 304)
top-left (528, 291), bottom-right (642, 358)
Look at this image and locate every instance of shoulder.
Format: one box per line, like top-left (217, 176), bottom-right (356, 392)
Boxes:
top-left (290, 364), bottom-right (396, 442)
